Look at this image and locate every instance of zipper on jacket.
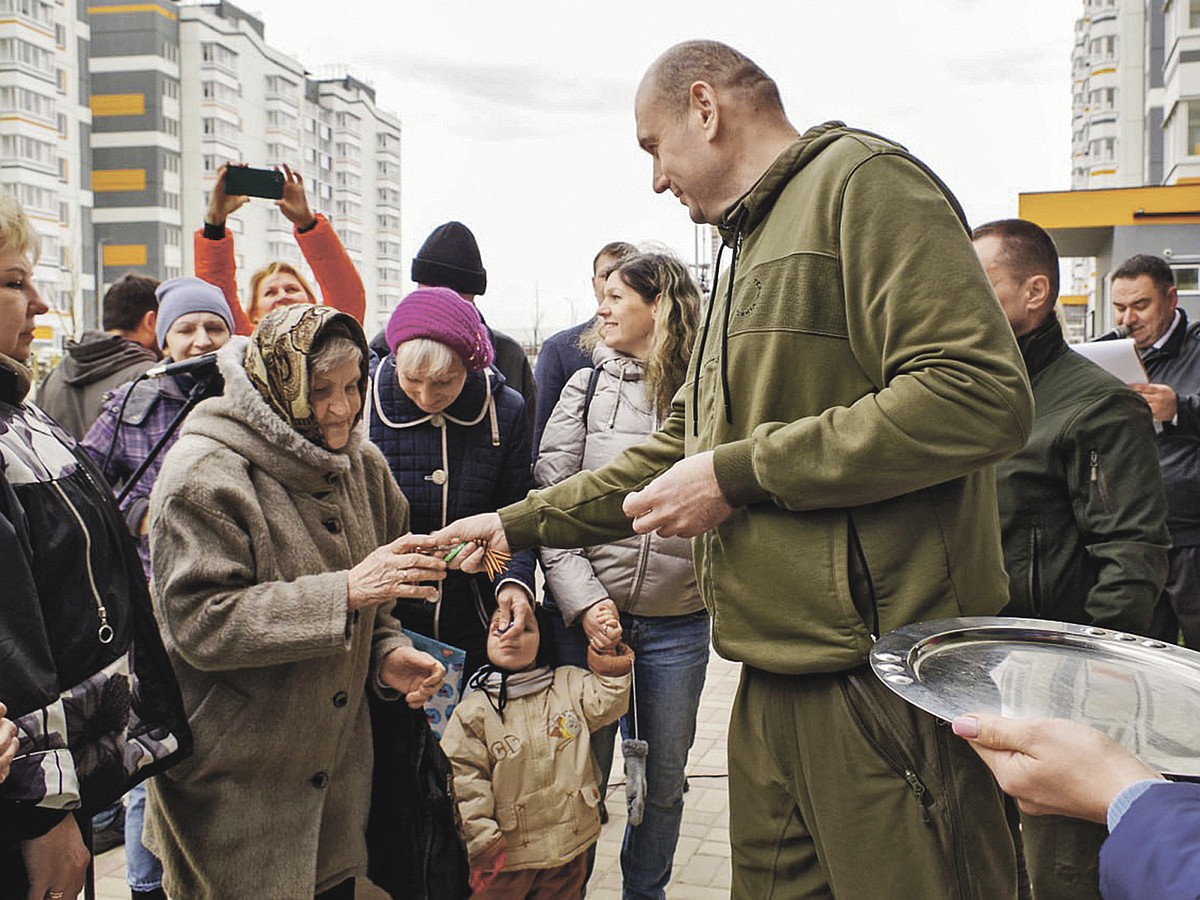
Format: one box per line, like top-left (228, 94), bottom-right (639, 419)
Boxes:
top-left (50, 480), bottom-right (114, 644)
top-left (904, 769), bottom-right (933, 825)
top-left (1090, 450), bottom-right (1112, 512)
top-left (1027, 528), bottom-right (1042, 617)
top-left (626, 532), bottom-right (653, 609)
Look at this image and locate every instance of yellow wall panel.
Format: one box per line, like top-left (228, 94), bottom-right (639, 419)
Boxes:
top-left (86, 3), bottom-right (176, 20)
top-left (103, 244), bottom-right (148, 267)
top-left (90, 93), bottom-right (145, 117)
top-left (92, 169), bottom-right (146, 193)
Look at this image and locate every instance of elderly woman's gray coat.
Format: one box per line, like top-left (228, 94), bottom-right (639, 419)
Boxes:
top-left (144, 337), bottom-right (411, 898)
top-left (536, 344), bottom-right (702, 625)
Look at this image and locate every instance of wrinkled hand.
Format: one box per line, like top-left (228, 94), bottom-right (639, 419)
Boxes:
top-left (21, 813), bottom-right (89, 900)
top-left (0, 703), bottom-right (17, 784)
top-left (952, 714), bottom-right (1161, 823)
top-left (431, 513), bottom-right (510, 575)
top-left (623, 451), bottom-right (733, 539)
top-left (206, 163), bottom-right (250, 226)
top-left (275, 163), bottom-right (316, 229)
top-left (1130, 382), bottom-right (1178, 423)
top-left (582, 599), bottom-right (622, 651)
top-left (347, 533), bottom-right (446, 610)
top-left (380, 646), bottom-right (445, 709)
top-left (469, 847), bottom-right (507, 894)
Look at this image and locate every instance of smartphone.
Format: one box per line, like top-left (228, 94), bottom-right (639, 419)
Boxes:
top-left (222, 166), bottom-right (285, 200)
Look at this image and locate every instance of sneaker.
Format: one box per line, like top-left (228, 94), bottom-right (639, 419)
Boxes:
top-left (92, 806), bottom-right (126, 854)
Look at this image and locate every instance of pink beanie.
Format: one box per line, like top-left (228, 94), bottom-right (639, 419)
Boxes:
top-left (385, 286), bottom-right (495, 371)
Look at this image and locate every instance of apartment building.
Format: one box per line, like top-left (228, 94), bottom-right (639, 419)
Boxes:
top-left (0, 0), bottom-right (92, 343)
top-left (87, 0), bottom-right (402, 339)
top-left (1043, 0), bottom-right (1200, 335)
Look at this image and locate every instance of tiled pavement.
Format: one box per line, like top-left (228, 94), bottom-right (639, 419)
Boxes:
top-left (93, 652), bottom-right (741, 899)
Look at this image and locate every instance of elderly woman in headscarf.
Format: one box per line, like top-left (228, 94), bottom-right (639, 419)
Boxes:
top-left (144, 304), bottom-right (450, 899)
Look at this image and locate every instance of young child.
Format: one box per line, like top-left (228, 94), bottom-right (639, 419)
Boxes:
top-left (442, 606), bottom-right (632, 898)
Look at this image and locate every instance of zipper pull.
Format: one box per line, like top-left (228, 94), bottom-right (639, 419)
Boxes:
top-left (97, 604), bottom-right (114, 644)
top-left (1090, 450), bottom-right (1099, 483)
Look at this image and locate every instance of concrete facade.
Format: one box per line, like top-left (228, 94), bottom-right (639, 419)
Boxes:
top-left (0, 0), bottom-right (93, 341)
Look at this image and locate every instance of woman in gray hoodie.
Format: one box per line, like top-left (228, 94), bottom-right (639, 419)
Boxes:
top-left (535, 252), bottom-right (705, 899)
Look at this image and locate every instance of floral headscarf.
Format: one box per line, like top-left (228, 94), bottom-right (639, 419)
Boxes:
top-left (244, 304), bottom-right (369, 447)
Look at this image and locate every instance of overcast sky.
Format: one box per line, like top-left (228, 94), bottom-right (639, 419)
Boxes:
top-left (241, 0), bottom-right (1082, 334)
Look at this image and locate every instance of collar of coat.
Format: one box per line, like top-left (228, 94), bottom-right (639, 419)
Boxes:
top-left (0, 352), bottom-right (31, 404)
top-left (1016, 316), bottom-right (1069, 379)
top-left (174, 336), bottom-right (361, 494)
top-left (370, 354), bottom-right (503, 428)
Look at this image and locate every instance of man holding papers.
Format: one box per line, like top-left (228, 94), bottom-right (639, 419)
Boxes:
top-left (1109, 253), bottom-right (1200, 649)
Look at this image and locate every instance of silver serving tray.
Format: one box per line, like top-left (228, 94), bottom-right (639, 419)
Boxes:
top-left (871, 617), bottom-right (1200, 777)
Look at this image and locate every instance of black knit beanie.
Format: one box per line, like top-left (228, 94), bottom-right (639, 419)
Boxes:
top-left (411, 221), bottom-right (487, 297)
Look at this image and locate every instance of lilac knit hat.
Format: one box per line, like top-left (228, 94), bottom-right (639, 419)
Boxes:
top-left (385, 286), bottom-right (495, 371)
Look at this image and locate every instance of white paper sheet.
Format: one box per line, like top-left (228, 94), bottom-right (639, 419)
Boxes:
top-left (1070, 338), bottom-right (1148, 385)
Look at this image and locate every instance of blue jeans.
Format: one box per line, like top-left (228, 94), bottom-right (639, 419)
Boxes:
top-left (553, 605), bottom-right (710, 900)
top-left (125, 782), bottom-right (164, 891)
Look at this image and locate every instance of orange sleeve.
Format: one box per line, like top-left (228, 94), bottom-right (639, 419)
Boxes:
top-left (296, 213), bottom-right (366, 324)
top-left (193, 227), bottom-right (254, 336)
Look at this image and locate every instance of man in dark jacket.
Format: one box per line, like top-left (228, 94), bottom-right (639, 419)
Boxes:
top-left (533, 240), bottom-right (636, 452)
top-left (974, 219), bottom-right (1170, 900)
top-left (36, 274), bottom-right (160, 439)
top-left (1109, 254), bottom-right (1200, 648)
top-left (410, 221), bottom-right (537, 433)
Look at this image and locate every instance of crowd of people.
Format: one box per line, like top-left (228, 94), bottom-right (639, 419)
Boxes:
top-left (2, 36), bottom-right (1198, 900)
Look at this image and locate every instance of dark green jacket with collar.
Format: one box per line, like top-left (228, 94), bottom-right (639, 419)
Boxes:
top-left (998, 317), bottom-right (1169, 633)
top-left (501, 123), bottom-right (1034, 675)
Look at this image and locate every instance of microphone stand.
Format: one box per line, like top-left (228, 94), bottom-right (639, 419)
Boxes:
top-left (115, 370), bottom-right (220, 506)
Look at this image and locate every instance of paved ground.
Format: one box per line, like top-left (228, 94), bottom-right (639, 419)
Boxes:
top-left (93, 652), bottom-right (740, 898)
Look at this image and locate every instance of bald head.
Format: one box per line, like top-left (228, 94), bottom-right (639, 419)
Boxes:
top-left (639, 40), bottom-right (785, 120)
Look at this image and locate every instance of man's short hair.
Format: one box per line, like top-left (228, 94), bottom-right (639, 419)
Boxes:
top-left (644, 40), bottom-right (784, 119)
top-left (1112, 253), bottom-right (1176, 295)
top-left (971, 218), bottom-right (1060, 304)
top-left (102, 273), bottom-right (160, 332)
top-left (593, 241), bottom-right (637, 277)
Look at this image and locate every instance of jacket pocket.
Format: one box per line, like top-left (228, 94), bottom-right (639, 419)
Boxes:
top-left (494, 803), bottom-right (527, 847)
top-left (571, 784), bottom-right (602, 835)
top-left (847, 516), bottom-right (879, 638)
top-left (1089, 450), bottom-right (1112, 514)
top-left (163, 680), bottom-right (248, 783)
top-left (839, 672), bottom-right (933, 825)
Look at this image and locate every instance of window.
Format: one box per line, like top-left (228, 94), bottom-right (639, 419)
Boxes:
top-left (1189, 101), bottom-right (1200, 156)
top-left (0, 85), bottom-right (55, 121)
top-left (0, 37), bottom-right (56, 78)
top-left (1192, 0), bottom-right (1200, 29)
top-left (1, 133), bottom-right (56, 170)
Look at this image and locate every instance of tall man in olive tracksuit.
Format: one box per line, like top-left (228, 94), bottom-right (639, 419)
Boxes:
top-left (436, 41), bottom-right (1033, 898)
top-left (1107, 254), bottom-right (1200, 649)
top-left (974, 219), bottom-right (1170, 900)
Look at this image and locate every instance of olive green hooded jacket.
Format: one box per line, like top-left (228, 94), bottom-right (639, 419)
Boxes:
top-left (503, 123), bottom-right (1034, 674)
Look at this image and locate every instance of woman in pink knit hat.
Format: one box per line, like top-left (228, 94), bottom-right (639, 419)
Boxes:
top-left (367, 286), bottom-right (535, 679)
top-left (364, 286), bottom-right (536, 890)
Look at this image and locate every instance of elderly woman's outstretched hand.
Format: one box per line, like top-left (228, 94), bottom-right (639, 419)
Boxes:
top-left (347, 533), bottom-right (446, 611)
top-left (380, 647), bottom-right (446, 709)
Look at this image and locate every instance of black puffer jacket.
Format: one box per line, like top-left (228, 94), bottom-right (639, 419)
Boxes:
top-left (0, 356), bottom-right (189, 856)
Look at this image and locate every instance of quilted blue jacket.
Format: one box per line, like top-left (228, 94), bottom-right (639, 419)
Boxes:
top-left (368, 354), bottom-right (535, 648)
